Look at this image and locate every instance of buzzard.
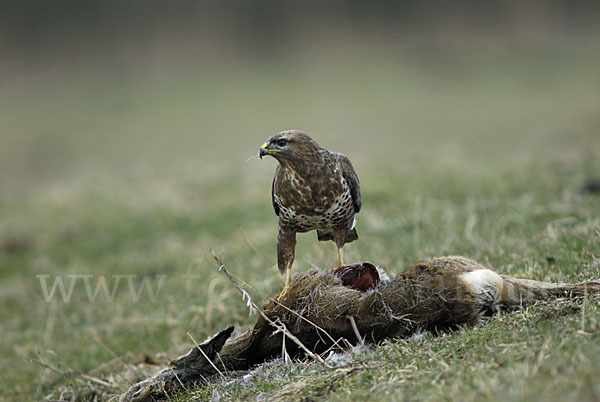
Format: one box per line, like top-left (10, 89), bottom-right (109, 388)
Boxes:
top-left (259, 130), bottom-right (362, 300)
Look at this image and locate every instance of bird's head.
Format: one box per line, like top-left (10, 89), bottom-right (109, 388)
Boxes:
top-left (259, 130), bottom-right (321, 162)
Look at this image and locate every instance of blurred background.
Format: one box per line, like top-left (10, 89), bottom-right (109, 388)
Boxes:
top-left (1, 0), bottom-right (598, 193)
top-left (0, 1), bottom-right (599, 398)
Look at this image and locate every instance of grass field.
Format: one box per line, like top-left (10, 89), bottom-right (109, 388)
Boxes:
top-left (0, 47), bottom-right (599, 400)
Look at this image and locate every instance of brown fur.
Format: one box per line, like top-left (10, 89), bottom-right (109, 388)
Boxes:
top-left (121, 256), bottom-right (599, 402)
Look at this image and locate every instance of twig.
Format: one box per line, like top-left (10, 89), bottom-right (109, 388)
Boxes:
top-left (78, 373), bottom-right (114, 388)
top-left (342, 338), bottom-right (355, 349)
top-left (211, 249), bottom-right (257, 315)
top-left (31, 357), bottom-right (113, 388)
top-left (187, 332), bottom-right (225, 378)
top-left (31, 357), bottom-right (64, 376)
top-left (210, 250), bottom-right (331, 367)
top-left (320, 337), bottom-right (354, 357)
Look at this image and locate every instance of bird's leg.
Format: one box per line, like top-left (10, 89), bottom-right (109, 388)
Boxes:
top-left (277, 225), bottom-right (296, 302)
top-left (333, 229), bottom-right (346, 270)
top-left (277, 267), bottom-right (292, 302)
top-left (337, 247), bottom-right (344, 268)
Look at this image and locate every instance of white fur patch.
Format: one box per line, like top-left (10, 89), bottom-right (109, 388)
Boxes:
top-left (460, 269), bottom-right (503, 303)
top-left (376, 265), bottom-right (391, 284)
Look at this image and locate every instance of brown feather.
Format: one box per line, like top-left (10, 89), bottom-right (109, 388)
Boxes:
top-left (261, 130), bottom-right (361, 274)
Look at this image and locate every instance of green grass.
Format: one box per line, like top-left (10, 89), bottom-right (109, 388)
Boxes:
top-left (0, 47), bottom-right (599, 400)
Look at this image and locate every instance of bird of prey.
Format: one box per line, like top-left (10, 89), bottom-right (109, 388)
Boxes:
top-left (259, 130), bottom-right (362, 300)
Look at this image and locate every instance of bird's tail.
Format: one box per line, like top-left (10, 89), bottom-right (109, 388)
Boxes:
top-left (317, 228), bottom-right (358, 243)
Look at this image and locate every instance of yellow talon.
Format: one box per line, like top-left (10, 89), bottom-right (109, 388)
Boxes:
top-left (276, 286), bottom-right (288, 302)
top-left (277, 267), bottom-right (292, 302)
top-left (337, 247), bottom-right (345, 267)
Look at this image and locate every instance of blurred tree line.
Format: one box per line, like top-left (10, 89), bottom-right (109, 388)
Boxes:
top-left (1, 0), bottom-right (598, 70)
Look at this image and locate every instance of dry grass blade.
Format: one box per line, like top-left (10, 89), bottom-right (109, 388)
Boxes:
top-left (348, 316), bottom-right (363, 345)
top-left (186, 332), bottom-right (225, 378)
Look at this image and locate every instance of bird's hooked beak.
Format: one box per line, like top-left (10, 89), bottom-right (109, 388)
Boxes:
top-left (259, 141), bottom-right (281, 159)
top-left (259, 142), bottom-right (269, 159)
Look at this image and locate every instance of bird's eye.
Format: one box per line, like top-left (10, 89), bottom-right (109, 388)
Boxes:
top-left (276, 139), bottom-right (287, 147)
